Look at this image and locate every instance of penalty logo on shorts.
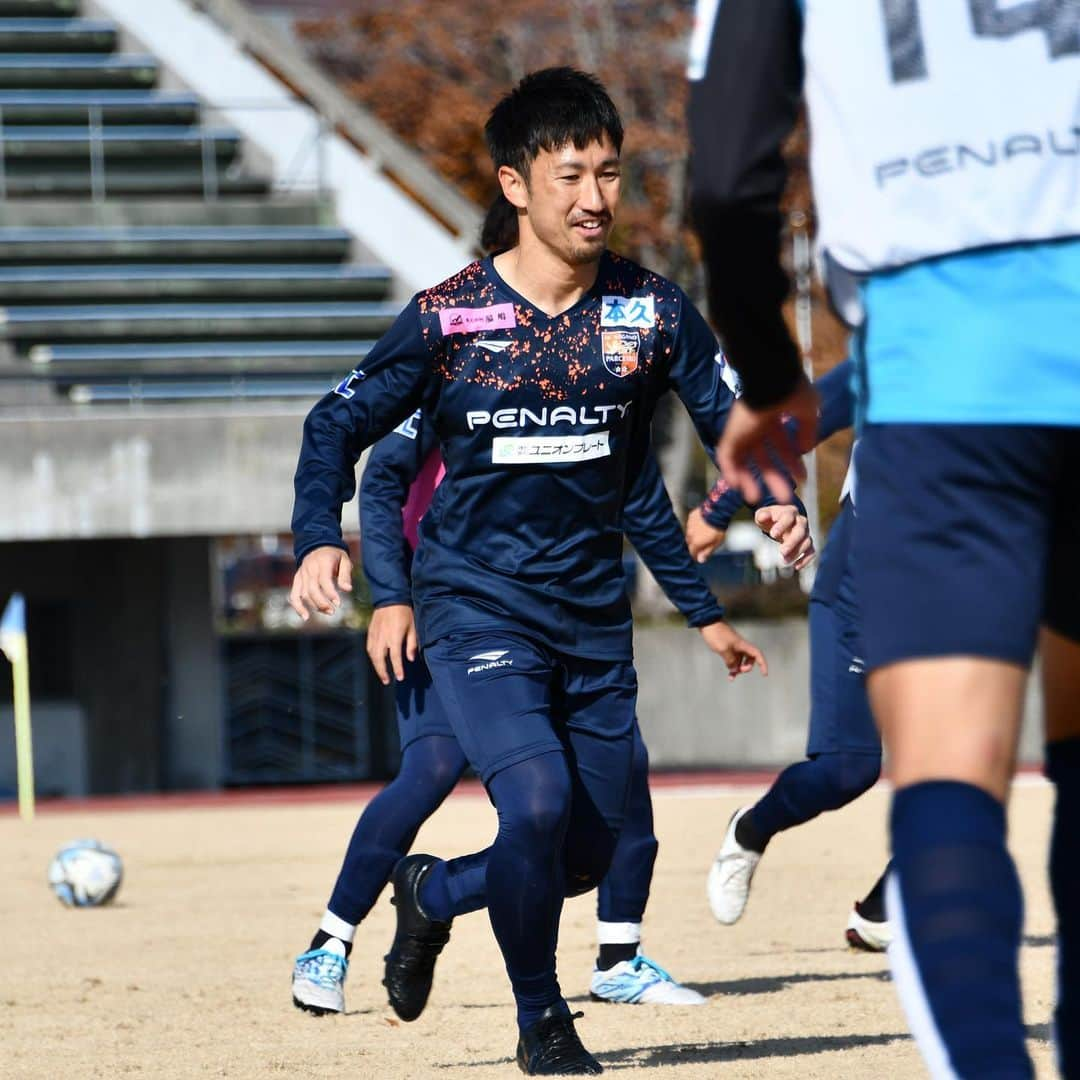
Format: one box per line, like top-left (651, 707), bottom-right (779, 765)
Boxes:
top-left (467, 649), bottom-right (513, 675)
top-left (601, 330), bottom-right (640, 378)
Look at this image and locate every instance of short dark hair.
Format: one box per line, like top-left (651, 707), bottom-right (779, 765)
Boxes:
top-left (480, 193), bottom-right (519, 254)
top-left (485, 67), bottom-right (624, 183)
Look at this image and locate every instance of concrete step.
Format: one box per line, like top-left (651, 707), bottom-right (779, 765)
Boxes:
top-left (0, 169), bottom-right (269, 198)
top-left (0, 263), bottom-right (392, 302)
top-left (0, 124), bottom-right (241, 161)
top-left (0, 89), bottom-right (199, 125)
top-left (62, 374), bottom-right (339, 403)
top-left (0, 225), bottom-right (353, 263)
top-left (0, 300), bottom-right (399, 343)
top-left (28, 338), bottom-right (375, 375)
top-left (0, 196), bottom-right (327, 227)
top-left (0, 17), bottom-right (116, 52)
top-left (0, 2), bottom-right (80, 16)
top-left (0, 53), bottom-right (157, 89)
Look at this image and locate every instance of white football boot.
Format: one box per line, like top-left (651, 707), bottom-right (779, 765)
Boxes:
top-left (707, 806), bottom-right (762, 925)
top-left (845, 902), bottom-right (892, 952)
top-left (292, 937), bottom-right (348, 1014)
top-left (590, 953), bottom-right (706, 1005)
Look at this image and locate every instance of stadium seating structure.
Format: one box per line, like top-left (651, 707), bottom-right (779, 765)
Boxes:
top-left (0, 0), bottom-right (397, 405)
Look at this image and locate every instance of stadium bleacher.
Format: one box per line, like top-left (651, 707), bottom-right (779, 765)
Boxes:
top-left (0, 0), bottom-right (398, 404)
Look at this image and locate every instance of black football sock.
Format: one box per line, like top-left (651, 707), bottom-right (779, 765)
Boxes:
top-left (309, 929), bottom-right (352, 958)
top-left (597, 942), bottom-right (638, 970)
top-left (857, 864), bottom-right (891, 922)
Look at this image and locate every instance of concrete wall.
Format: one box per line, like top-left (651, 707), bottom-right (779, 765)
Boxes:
top-left (0, 536), bottom-right (231, 794)
top-left (0, 702), bottom-right (88, 798)
top-left (634, 619), bottom-right (1046, 770)
top-left (0, 406), bottom-right (359, 541)
top-left (162, 538), bottom-right (224, 790)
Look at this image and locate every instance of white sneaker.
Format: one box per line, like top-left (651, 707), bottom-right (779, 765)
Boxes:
top-left (589, 953), bottom-right (706, 1005)
top-left (845, 903), bottom-right (892, 952)
top-left (292, 937), bottom-right (348, 1014)
top-left (707, 807), bottom-right (762, 925)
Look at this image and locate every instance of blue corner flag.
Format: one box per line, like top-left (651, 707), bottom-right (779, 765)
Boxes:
top-left (1, 593), bottom-right (33, 821)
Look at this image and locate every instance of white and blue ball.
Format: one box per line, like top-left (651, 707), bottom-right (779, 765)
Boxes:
top-left (47, 839), bottom-right (123, 908)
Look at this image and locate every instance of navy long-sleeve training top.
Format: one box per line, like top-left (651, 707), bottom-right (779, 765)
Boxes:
top-left (359, 409), bottom-right (725, 629)
top-left (294, 250), bottom-right (741, 660)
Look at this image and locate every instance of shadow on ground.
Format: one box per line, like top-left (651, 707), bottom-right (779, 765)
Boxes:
top-left (435, 1031), bottom-right (910, 1071)
top-left (682, 968), bottom-right (890, 998)
top-left (597, 1031), bottom-right (911, 1069)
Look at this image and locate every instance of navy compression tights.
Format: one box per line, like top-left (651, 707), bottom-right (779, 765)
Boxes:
top-left (421, 747), bottom-right (627, 1028)
top-left (326, 735), bottom-right (468, 926)
top-left (749, 750), bottom-right (882, 843)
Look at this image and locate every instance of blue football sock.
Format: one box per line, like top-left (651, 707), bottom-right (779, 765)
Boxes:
top-left (326, 735), bottom-right (466, 926)
top-left (748, 751), bottom-right (881, 846)
top-left (887, 780), bottom-right (1032, 1078)
top-left (1046, 737), bottom-right (1080, 1077)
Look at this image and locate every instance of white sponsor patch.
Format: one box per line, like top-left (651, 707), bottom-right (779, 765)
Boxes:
top-left (601, 295), bottom-right (655, 327)
top-left (492, 431), bottom-right (611, 465)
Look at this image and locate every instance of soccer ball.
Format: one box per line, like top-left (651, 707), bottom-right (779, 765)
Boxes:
top-left (48, 839), bottom-right (123, 908)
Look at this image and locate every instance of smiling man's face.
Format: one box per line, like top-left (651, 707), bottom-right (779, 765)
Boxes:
top-left (502, 134), bottom-right (621, 267)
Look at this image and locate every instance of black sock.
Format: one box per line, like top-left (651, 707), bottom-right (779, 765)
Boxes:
top-left (597, 942), bottom-right (638, 970)
top-left (310, 929), bottom-right (352, 958)
top-left (858, 863), bottom-right (891, 922)
top-left (734, 808), bottom-right (770, 854)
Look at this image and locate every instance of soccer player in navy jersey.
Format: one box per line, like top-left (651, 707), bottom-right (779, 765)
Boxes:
top-left (290, 68), bottom-right (806, 1074)
top-left (290, 401), bottom-right (809, 1014)
top-left (687, 359), bottom-right (891, 950)
top-left (688, 4), bottom-right (1080, 1076)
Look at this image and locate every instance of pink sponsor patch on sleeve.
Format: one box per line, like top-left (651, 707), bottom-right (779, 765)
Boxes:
top-left (438, 303), bottom-right (517, 336)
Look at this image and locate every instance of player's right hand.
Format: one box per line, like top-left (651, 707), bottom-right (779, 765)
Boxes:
top-left (366, 604), bottom-right (418, 685)
top-left (685, 507), bottom-right (727, 564)
top-left (715, 377), bottom-right (818, 503)
top-left (289, 545), bottom-right (354, 621)
top-left (699, 620), bottom-right (768, 680)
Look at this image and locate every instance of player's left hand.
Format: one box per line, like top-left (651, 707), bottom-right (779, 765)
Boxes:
top-left (755, 505), bottom-right (816, 570)
top-left (699, 620), bottom-right (768, 680)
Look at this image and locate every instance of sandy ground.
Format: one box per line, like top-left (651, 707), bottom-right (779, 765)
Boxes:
top-left (0, 780), bottom-right (1058, 1079)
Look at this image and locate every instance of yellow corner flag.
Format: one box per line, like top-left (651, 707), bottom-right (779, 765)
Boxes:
top-left (1, 593), bottom-right (33, 822)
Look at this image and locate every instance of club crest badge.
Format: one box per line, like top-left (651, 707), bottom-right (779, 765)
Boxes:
top-left (601, 330), bottom-right (640, 378)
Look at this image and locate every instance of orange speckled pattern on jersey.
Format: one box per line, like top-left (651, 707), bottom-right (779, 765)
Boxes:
top-left (414, 252), bottom-right (683, 402)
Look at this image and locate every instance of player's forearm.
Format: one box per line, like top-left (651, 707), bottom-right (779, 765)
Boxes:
top-left (695, 208), bottom-right (804, 409)
top-left (364, 551), bottom-right (413, 609)
top-left (625, 513), bottom-right (724, 627)
top-left (687, 0), bottom-right (804, 409)
top-left (292, 408), bottom-right (362, 565)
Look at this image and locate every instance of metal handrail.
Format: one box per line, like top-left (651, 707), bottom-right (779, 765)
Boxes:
top-left (192, 0), bottom-right (483, 240)
top-left (0, 99), bottom-right (329, 203)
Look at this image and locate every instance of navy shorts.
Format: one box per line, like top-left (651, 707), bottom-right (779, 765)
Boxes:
top-left (807, 500), bottom-right (879, 757)
top-left (855, 423), bottom-right (1080, 671)
top-left (395, 653), bottom-right (453, 751)
top-left (422, 628), bottom-right (637, 794)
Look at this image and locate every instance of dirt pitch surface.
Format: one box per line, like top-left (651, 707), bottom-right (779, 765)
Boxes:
top-left (1, 778), bottom-right (1057, 1079)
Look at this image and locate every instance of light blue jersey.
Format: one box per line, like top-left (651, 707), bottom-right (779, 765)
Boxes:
top-left (860, 237), bottom-right (1080, 426)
